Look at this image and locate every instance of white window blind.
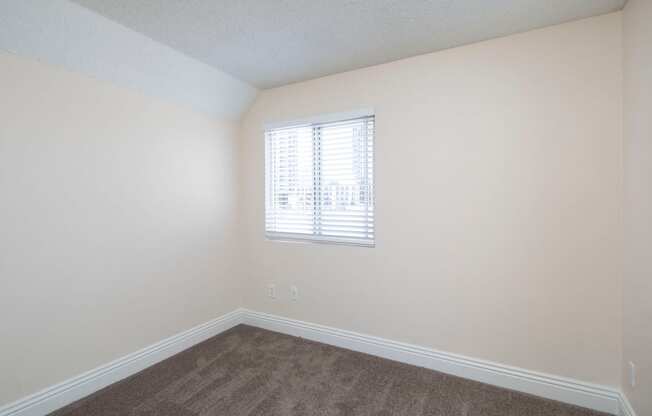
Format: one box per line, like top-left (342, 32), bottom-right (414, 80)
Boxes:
top-left (265, 112), bottom-right (375, 247)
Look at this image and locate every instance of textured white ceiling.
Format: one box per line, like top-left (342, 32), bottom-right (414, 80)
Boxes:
top-left (1, 0), bottom-right (256, 118)
top-left (71, 0), bottom-right (626, 88)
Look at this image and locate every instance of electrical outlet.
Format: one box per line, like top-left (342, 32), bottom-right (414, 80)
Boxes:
top-left (629, 361), bottom-right (636, 388)
top-left (267, 284), bottom-right (276, 299)
top-left (290, 285), bottom-right (299, 301)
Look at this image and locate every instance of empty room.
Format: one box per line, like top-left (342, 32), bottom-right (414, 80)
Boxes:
top-left (1, 0), bottom-right (650, 415)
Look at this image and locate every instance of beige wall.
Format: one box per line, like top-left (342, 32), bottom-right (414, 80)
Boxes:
top-left (623, 0), bottom-right (652, 414)
top-left (0, 52), bottom-right (243, 405)
top-left (239, 13), bottom-right (623, 387)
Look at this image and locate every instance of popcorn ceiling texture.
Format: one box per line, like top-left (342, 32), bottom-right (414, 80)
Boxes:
top-left (72, 0), bottom-right (625, 88)
top-left (0, 0), bottom-right (257, 118)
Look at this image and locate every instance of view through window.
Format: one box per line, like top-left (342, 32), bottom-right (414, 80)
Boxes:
top-left (265, 112), bottom-right (375, 246)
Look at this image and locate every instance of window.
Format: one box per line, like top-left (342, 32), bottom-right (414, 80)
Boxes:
top-left (265, 110), bottom-right (375, 247)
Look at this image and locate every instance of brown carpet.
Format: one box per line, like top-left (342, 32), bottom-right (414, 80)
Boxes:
top-left (50, 325), bottom-right (609, 416)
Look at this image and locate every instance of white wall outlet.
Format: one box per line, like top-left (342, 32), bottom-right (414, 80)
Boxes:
top-left (629, 361), bottom-right (636, 388)
top-left (290, 285), bottom-right (299, 301)
top-left (267, 284), bottom-right (276, 299)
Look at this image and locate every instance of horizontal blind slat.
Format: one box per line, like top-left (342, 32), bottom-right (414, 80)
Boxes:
top-left (266, 114), bottom-right (374, 246)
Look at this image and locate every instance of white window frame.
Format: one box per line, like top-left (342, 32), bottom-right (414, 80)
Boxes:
top-left (264, 109), bottom-right (375, 247)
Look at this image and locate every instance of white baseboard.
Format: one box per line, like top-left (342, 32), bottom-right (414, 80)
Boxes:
top-left (0, 309), bottom-right (245, 416)
top-left (619, 393), bottom-right (638, 416)
top-left (1, 308), bottom-right (629, 416)
top-left (242, 309), bottom-right (622, 415)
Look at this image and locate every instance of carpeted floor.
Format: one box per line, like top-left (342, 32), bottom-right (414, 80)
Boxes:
top-left (50, 325), bottom-right (609, 416)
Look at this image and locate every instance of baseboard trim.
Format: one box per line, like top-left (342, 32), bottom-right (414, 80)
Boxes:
top-left (1, 308), bottom-right (628, 416)
top-left (242, 309), bottom-right (622, 415)
top-left (619, 393), bottom-right (637, 416)
top-left (0, 309), bottom-right (245, 416)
